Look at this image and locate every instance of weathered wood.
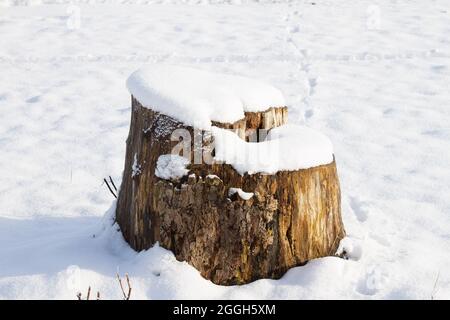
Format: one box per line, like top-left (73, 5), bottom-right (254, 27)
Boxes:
top-left (212, 106), bottom-right (288, 141)
top-left (116, 96), bottom-right (345, 285)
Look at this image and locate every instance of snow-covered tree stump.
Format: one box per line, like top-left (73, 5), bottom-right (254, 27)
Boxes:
top-left (116, 66), bottom-right (345, 285)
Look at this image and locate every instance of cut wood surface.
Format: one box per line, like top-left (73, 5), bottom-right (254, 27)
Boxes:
top-left (116, 96), bottom-right (345, 285)
top-left (212, 106), bottom-right (288, 141)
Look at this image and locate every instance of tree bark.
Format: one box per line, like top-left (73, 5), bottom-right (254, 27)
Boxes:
top-left (116, 96), bottom-right (345, 285)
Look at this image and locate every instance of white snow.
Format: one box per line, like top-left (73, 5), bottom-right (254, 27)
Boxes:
top-left (336, 236), bottom-right (363, 261)
top-left (206, 174), bottom-right (221, 180)
top-left (1, 1), bottom-right (450, 300)
top-left (212, 124), bottom-right (333, 175)
top-left (155, 154), bottom-right (190, 181)
top-left (127, 65), bottom-right (286, 129)
top-left (131, 153), bottom-right (141, 178)
top-left (228, 188), bottom-right (254, 200)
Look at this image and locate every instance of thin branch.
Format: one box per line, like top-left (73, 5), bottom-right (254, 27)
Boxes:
top-left (109, 176), bottom-right (118, 191)
top-left (77, 286), bottom-right (101, 301)
top-left (117, 273), bottom-right (127, 300)
top-left (104, 178), bottom-right (117, 199)
top-left (117, 272), bottom-right (132, 300)
top-left (125, 273), bottom-right (132, 300)
top-left (431, 271), bottom-right (440, 300)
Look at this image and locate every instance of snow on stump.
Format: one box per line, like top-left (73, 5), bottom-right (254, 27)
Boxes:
top-left (116, 65), bottom-right (346, 285)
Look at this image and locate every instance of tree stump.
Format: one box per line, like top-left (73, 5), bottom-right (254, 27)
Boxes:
top-left (116, 96), bottom-right (345, 285)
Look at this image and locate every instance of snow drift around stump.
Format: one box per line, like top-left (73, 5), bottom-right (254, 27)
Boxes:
top-left (126, 64), bottom-right (286, 129)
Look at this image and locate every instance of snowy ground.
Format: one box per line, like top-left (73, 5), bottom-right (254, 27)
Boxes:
top-left (1, 1), bottom-right (450, 299)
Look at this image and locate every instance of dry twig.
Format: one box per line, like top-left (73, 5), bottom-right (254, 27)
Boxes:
top-left (75, 273), bottom-right (132, 300)
top-left (431, 271), bottom-right (440, 300)
top-left (104, 178), bottom-right (117, 198)
top-left (76, 286), bottom-right (100, 301)
top-left (109, 176), bottom-right (118, 191)
top-left (117, 273), bottom-right (132, 300)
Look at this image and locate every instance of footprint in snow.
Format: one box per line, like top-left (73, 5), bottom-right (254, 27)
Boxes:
top-left (356, 265), bottom-right (389, 296)
top-left (308, 77), bottom-right (318, 89)
top-left (349, 196), bottom-right (371, 222)
top-left (26, 95), bottom-right (41, 103)
top-left (431, 65), bottom-right (446, 73)
top-left (307, 77), bottom-right (318, 96)
top-left (289, 25), bottom-right (300, 33)
top-left (369, 232), bottom-right (391, 247)
top-left (304, 108), bottom-right (314, 119)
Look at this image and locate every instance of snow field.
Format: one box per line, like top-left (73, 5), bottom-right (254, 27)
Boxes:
top-left (0, 1), bottom-right (449, 299)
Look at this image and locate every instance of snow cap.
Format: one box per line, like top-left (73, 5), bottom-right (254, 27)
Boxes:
top-left (127, 65), bottom-right (286, 129)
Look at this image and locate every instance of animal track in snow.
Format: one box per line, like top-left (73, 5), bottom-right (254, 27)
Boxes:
top-left (369, 232), bottom-right (391, 247)
top-left (283, 7), bottom-right (318, 123)
top-left (349, 196), bottom-right (371, 222)
top-left (26, 95), bottom-right (41, 103)
top-left (356, 265), bottom-right (389, 296)
top-left (304, 108), bottom-right (314, 119)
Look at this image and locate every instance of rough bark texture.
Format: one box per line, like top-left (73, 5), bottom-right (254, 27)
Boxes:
top-left (116, 96), bottom-right (345, 285)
